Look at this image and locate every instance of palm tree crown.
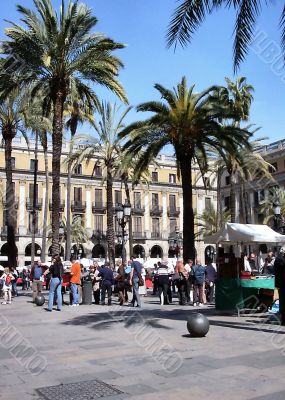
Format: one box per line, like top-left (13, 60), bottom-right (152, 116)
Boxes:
top-left (167, 1), bottom-right (285, 70)
top-left (120, 76), bottom-right (253, 261)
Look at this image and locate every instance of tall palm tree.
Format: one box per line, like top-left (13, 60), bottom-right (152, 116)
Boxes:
top-left (0, 0), bottom-right (127, 256)
top-left (167, 1), bottom-right (285, 70)
top-left (0, 91), bottom-right (27, 267)
top-left (64, 97), bottom-right (96, 261)
top-left (259, 187), bottom-right (285, 230)
top-left (197, 202), bottom-right (230, 238)
top-left (120, 76), bottom-right (252, 261)
top-left (67, 102), bottom-right (132, 268)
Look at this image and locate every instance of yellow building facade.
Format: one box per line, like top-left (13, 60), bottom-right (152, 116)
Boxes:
top-left (0, 136), bottom-right (217, 267)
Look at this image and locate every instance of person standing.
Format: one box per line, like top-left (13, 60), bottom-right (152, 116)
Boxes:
top-left (115, 262), bottom-right (126, 306)
top-left (157, 260), bottom-right (170, 305)
top-left (152, 264), bottom-right (158, 295)
top-left (69, 256), bottom-right (81, 306)
top-left (98, 263), bottom-right (114, 306)
top-left (1, 268), bottom-right (15, 305)
top-left (192, 257), bottom-right (206, 306)
top-left (22, 268), bottom-right (30, 291)
top-left (89, 262), bottom-right (101, 304)
top-left (184, 259), bottom-right (193, 303)
top-left (205, 261), bottom-right (217, 303)
top-left (10, 267), bottom-right (18, 297)
top-left (263, 251), bottom-right (276, 275)
top-left (30, 260), bottom-right (44, 302)
top-left (130, 257), bottom-right (143, 308)
top-left (274, 248), bottom-right (285, 326)
top-left (176, 260), bottom-right (188, 306)
top-left (44, 255), bottom-right (63, 312)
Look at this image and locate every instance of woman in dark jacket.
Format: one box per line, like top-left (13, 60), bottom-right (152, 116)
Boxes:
top-left (44, 255), bottom-right (63, 312)
top-left (116, 264), bottom-right (125, 306)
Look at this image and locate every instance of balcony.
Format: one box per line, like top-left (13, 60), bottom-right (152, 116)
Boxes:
top-left (151, 231), bottom-right (161, 239)
top-left (132, 206), bottom-right (145, 215)
top-left (92, 201), bottom-right (106, 214)
top-left (133, 231), bottom-right (146, 239)
top-left (150, 205), bottom-right (163, 216)
top-left (2, 197), bottom-right (19, 210)
top-left (71, 200), bottom-right (86, 213)
top-left (26, 198), bottom-right (43, 211)
top-left (167, 206), bottom-right (180, 217)
top-left (49, 200), bottom-right (65, 212)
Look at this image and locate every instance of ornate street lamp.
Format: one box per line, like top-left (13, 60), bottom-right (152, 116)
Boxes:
top-left (116, 202), bottom-right (131, 262)
top-left (273, 199), bottom-right (281, 232)
top-left (168, 229), bottom-right (183, 257)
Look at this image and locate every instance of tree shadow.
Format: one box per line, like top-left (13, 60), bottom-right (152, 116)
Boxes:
top-left (210, 319), bottom-right (285, 335)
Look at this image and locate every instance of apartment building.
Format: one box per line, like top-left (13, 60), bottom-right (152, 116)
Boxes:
top-left (0, 136), bottom-right (217, 267)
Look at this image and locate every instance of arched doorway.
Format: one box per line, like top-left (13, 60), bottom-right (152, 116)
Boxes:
top-left (92, 244), bottom-right (106, 258)
top-left (115, 244), bottom-right (123, 258)
top-left (25, 243), bottom-right (42, 257)
top-left (133, 245), bottom-right (145, 259)
top-left (204, 245), bottom-right (216, 263)
top-left (0, 243), bottom-right (9, 267)
top-left (150, 245), bottom-right (163, 258)
top-left (71, 244), bottom-right (85, 259)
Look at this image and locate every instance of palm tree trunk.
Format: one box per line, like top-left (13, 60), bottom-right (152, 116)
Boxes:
top-left (65, 153), bottom-right (72, 261)
top-left (4, 136), bottom-right (17, 267)
top-left (66, 120), bottom-right (77, 262)
top-left (51, 91), bottom-right (65, 256)
top-left (122, 172), bottom-right (133, 258)
top-left (230, 173), bottom-right (236, 223)
top-left (31, 132), bottom-right (39, 266)
top-left (41, 134), bottom-right (49, 262)
top-left (106, 167), bottom-right (115, 268)
top-left (180, 156), bottom-right (195, 262)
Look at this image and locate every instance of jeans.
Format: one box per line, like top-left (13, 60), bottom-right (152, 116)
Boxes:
top-left (177, 281), bottom-right (187, 305)
top-left (101, 282), bottom-right (112, 305)
top-left (131, 278), bottom-right (141, 307)
top-left (12, 281), bottom-right (18, 297)
top-left (71, 283), bottom-right (79, 305)
top-left (48, 277), bottom-right (62, 311)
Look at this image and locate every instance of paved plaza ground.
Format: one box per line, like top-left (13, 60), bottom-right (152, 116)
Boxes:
top-left (1, 290), bottom-right (285, 400)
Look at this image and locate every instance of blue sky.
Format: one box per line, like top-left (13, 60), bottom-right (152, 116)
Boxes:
top-left (1, 0), bottom-right (285, 145)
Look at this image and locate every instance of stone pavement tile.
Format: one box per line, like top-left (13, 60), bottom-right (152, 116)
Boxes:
top-left (119, 383), bottom-right (158, 396)
top-left (250, 390), bottom-right (285, 400)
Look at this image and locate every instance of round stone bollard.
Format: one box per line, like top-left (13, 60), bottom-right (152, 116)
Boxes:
top-left (187, 313), bottom-right (210, 337)
top-left (35, 294), bottom-right (46, 306)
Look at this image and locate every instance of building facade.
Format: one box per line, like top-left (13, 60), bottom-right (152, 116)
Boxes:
top-left (0, 136), bottom-right (217, 267)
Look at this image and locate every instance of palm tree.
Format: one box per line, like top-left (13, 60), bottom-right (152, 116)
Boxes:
top-left (167, 1), bottom-right (285, 70)
top-left (119, 76), bottom-right (252, 261)
top-left (0, 0), bottom-right (127, 256)
top-left (197, 202), bottom-right (230, 238)
top-left (64, 97), bottom-right (96, 261)
top-left (259, 187), bottom-right (285, 230)
top-left (67, 102), bottom-right (132, 268)
top-left (0, 91), bottom-right (27, 267)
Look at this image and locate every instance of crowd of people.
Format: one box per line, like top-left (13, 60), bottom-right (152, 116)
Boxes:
top-left (0, 256), bottom-right (217, 310)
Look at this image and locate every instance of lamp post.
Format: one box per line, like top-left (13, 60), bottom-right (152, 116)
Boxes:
top-left (168, 230), bottom-right (183, 258)
top-left (116, 203), bottom-right (131, 262)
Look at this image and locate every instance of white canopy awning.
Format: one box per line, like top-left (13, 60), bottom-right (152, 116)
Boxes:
top-left (204, 223), bottom-right (285, 245)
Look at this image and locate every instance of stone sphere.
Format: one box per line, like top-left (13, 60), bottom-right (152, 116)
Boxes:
top-left (35, 294), bottom-right (45, 306)
top-left (187, 313), bottom-right (210, 337)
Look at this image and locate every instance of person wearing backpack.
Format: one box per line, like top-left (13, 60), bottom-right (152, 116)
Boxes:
top-left (30, 260), bottom-right (44, 302)
top-left (2, 267), bottom-right (15, 305)
top-left (192, 258), bottom-right (206, 306)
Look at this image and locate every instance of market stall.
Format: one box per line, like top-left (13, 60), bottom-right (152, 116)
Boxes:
top-left (204, 223), bottom-right (285, 312)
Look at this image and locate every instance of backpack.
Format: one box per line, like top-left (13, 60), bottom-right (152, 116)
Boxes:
top-left (193, 265), bottom-right (205, 285)
top-left (34, 266), bottom-right (42, 280)
top-left (5, 275), bottom-right (12, 286)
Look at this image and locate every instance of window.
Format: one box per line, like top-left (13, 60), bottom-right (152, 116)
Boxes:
top-left (74, 164), bottom-right (82, 175)
top-left (225, 176), bottom-right (230, 185)
top-left (115, 190), bottom-right (122, 207)
top-left (152, 171), bottom-right (158, 182)
top-left (30, 159), bottom-right (37, 170)
top-left (11, 157), bottom-right (15, 169)
top-left (169, 218), bottom-right (177, 234)
top-left (169, 195), bottom-right (176, 211)
top-left (205, 197), bottom-right (211, 211)
top-left (95, 189), bottom-right (103, 206)
top-left (133, 192), bottom-right (142, 209)
top-left (169, 174), bottom-right (176, 184)
top-left (29, 183), bottom-right (38, 201)
top-left (152, 218), bottom-right (160, 233)
top-left (28, 212), bottom-right (38, 233)
top-left (224, 196), bottom-right (230, 211)
top-left (152, 193), bottom-right (159, 207)
top-left (94, 215), bottom-right (103, 232)
top-left (133, 216), bottom-right (142, 233)
top-left (74, 187), bottom-right (82, 203)
top-left (94, 165), bottom-right (102, 177)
